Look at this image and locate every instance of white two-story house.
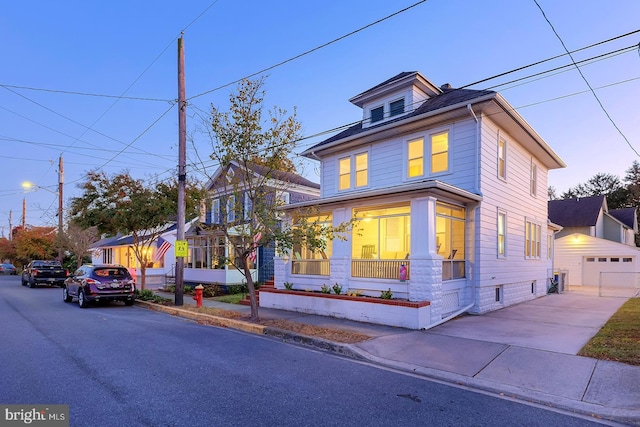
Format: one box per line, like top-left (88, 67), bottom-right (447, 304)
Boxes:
top-left (260, 71), bottom-right (566, 329)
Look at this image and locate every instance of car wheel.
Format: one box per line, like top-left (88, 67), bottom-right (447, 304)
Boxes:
top-left (28, 278), bottom-right (35, 288)
top-left (78, 290), bottom-right (89, 308)
top-left (63, 287), bottom-right (72, 303)
top-left (124, 299), bottom-right (135, 306)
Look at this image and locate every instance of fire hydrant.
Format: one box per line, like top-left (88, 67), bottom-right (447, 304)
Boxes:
top-left (193, 284), bottom-right (204, 308)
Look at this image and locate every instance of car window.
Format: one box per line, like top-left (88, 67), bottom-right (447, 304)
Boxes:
top-left (94, 268), bottom-right (129, 279)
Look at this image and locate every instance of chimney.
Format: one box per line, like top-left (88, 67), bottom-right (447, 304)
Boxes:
top-left (441, 83), bottom-right (452, 90)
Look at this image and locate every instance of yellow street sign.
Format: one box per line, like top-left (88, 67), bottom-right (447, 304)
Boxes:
top-left (174, 240), bottom-right (188, 257)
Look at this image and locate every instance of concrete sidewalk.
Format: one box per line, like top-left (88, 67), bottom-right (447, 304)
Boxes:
top-left (146, 290), bottom-right (640, 425)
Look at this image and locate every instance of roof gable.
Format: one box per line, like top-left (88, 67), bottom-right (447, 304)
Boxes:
top-left (609, 207), bottom-right (637, 230)
top-left (204, 161), bottom-right (319, 192)
top-left (548, 196), bottom-right (605, 227)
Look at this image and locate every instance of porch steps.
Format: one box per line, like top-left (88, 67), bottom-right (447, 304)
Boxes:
top-left (238, 279), bottom-right (274, 306)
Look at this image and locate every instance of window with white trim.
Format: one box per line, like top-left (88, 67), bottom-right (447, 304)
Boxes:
top-left (497, 211), bottom-right (506, 257)
top-left (431, 132), bottom-right (449, 174)
top-left (226, 195), bottom-right (236, 222)
top-left (408, 138), bottom-right (424, 178)
top-left (525, 220), bottom-right (541, 259)
top-left (390, 98), bottom-right (405, 117)
top-left (244, 192), bottom-right (252, 221)
top-left (370, 106), bottom-right (384, 123)
top-left (212, 199), bottom-right (220, 224)
top-left (530, 161), bottom-right (537, 196)
top-left (498, 139), bottom-right (506, 179)
top-left (338, 152), bottom-right (368, 191)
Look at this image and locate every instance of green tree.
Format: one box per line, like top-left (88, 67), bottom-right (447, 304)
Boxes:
top-left (561, 172), bottom-right (627, 207)
top-left (63, 220), bottom-right (99, 269)
top-left (69, 171), bottom-right (205, 289)
top-left (202, 77), bottom-right (350, 321)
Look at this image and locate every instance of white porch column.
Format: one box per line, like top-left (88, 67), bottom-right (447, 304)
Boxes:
top-left (409, 197), bottom-right (443, 322)
top-left (328, 207), bottom-right (351, 291)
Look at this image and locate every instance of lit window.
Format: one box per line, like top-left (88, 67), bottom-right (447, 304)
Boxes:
top-left (390, 99), bottom-right (404, 117)
top-left (498, 139), bottom-right (506, 179)
top-left (339, 157), bottom-right (351, 190)
top-left (355, 153), bottom-right (368, 187)
top-left (408, 138), bottom-right (424, 177)
top-left (371, 106), bottom-right (384, 123)
top-left (497, 211), bottom-right (506, 257)
top-left (525, 220), bottom-right (541, 259)
top-left (431, 132), bottom-right (449, 173)
top-left (530, 162), bottom-right (537, 196)
top-left (436, 202), bottom-right (466, 280)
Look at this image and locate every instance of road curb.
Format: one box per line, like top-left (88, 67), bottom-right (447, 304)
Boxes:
top-left (135, 300), bottom-right (266, 335)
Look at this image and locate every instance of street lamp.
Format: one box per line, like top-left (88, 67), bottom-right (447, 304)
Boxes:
top-left (21, 157), bottom-right (64, 262)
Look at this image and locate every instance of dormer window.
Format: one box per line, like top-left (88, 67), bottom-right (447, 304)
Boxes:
top-left (390, 98), bottom-right (404, 117)
top-left (370, 106), bottom-right (384, 123)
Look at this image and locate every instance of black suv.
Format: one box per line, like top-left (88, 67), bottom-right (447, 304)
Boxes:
top-left (63, 265), bottom-right (136, 308)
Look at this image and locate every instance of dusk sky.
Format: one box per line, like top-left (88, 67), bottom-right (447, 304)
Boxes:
top-left (2, 0), bottom-right (639, 229)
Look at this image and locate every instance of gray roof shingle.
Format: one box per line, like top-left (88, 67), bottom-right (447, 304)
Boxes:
top-left (548, 196), bottom-right (605, 227)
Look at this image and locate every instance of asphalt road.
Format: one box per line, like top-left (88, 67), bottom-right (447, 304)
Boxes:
top-left (0, 276), bottom-right (613, 426)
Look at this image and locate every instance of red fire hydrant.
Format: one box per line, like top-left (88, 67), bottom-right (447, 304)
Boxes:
top-left (193, 284), bottom-right (204, 308)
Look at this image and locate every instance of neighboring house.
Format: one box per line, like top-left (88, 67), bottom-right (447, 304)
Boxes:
top-left (89, 222), bottom-right (185, 287)
top-left (260, 71), bottom-right (566, 329)
top-left (184, 161), bottom-right (320, 287)
top-left (549, 195), bottom-right (639, 288)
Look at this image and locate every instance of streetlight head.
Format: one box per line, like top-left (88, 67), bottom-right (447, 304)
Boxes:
top-left (21, 181), bottom-right (35, 191)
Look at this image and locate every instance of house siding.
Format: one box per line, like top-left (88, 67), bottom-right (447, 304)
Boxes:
top-left (472, 116), bottom-right (551, 311)
top-left (554, 233), bottom-right (640, 287)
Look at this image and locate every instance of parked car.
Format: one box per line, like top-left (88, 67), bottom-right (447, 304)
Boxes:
top-left (22, 260), bottom-right (68, 287)
top-left (63, 264), bottom-right (136, 308)
top-left (0, 263), bottom-right (17, 275)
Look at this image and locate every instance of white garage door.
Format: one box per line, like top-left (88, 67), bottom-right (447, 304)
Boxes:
top-left (582, 256), bottom-right (635, 286)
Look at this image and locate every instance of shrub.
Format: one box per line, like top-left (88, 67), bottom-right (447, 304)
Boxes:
top-left (332, 283), bottom-right (342, 295)
top-left (347, 290), bottom-right (363, 297)
top-left (320, 284), bottom-right (331, 294)
top-left (136, 289), bottom-right (156, 301)
top-left (380, 288), bottom-right (393, 299)
top-left (184, 285), bottom-right (193, 295)
top-left (227, 284), bottom-right (244, 295)
top-left (284, 282), bottom-right (294, 290)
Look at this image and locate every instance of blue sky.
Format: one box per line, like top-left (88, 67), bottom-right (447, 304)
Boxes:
top-left (1, 0), bottom-right (639, 229)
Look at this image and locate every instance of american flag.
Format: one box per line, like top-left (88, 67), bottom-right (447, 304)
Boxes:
top-left (153, 237), bottom-right (172, 262)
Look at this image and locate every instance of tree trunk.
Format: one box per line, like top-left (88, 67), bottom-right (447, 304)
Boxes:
top-left (139, 264), bottom-right (146, 290)
top-left (243, 257), bottom-right (259, 321)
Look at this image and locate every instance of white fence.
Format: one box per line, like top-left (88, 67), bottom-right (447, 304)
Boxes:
top-left (599, 272), bottom-right (640, 298)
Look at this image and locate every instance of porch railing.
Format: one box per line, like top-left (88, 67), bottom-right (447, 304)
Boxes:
top-left (291, 259), bottom-right (330, 276)
top-left (351, 260), bottom-right (410, 280)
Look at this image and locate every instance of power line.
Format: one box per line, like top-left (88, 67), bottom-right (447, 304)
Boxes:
top-left (0, 84), bottom-right (171, 102)
top-left (533, 0), bottom-right (639, 157)
top-left (187, 0), bottom-right (429, 100)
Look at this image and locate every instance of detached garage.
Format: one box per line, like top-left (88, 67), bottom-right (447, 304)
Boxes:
top-left (554, 233), bottom-right (640, 293)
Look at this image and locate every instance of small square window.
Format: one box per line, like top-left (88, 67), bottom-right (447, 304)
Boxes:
top-left (623, 258), bottom-right (632, 262)
top-left (390, 99), bottom-right (404, 117)
top-left (371, 106), bottom-right (384, 123)
top-left (610, 258), bottom-right (620, 262)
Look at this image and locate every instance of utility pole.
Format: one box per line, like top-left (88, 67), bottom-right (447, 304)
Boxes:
top-left (175, 32), bottom-right (186, 306)
top-left (8, 210), bottom-right (12, 241)
top-left (22, 198), bottom-right (26, 230)
top-left (58, 155), bottom-right (64, 263)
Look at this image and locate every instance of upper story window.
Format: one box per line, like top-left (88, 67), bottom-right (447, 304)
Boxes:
top-left (498, 139), bottom-right (506, 179)
top-left (408, 138), bottom-right (424, 177)
top-left (338, 152), bottom-right (368, 191)
top-left (243, 192), bottom-right (252, 221)
top-left (226, 195), bottom-right (236, 222)
top-left (212, 199), bottom-right (221, 224)
top-left (530, 161), bottom-right (538, 196)
top-left (431, 132), bottom-right (449, 174)
top-left (390, 99), bottom-right (405, 117)
top-left (370, 106), bottom-right (384, 123)
top-left (339, 157), bottom-right (351, 190)
top-left (406, 130), bottom-right (450, 178)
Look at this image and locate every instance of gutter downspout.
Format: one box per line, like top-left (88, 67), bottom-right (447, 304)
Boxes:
top-left (466, 104), bottom-right (480, 195)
